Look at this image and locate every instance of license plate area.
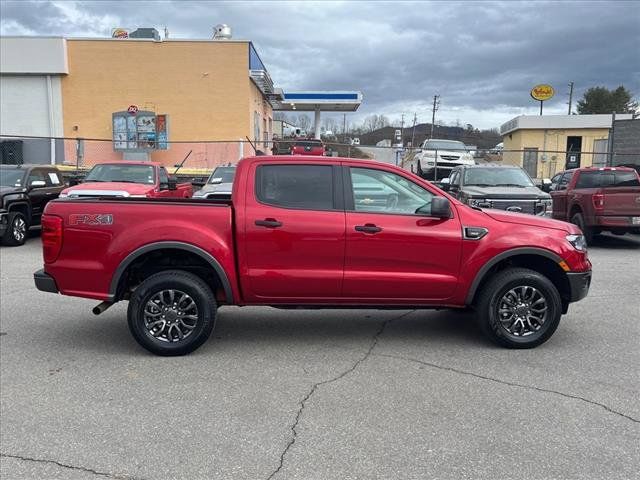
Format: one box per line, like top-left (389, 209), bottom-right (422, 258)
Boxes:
top-left (632, 217), bottom-right (640, 225)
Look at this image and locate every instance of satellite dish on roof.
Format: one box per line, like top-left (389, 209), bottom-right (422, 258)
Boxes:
top-left (213, 24), bottom-right (232, 40)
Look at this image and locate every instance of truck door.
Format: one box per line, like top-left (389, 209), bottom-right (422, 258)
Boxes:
top-left (551, 170), bottom-right (574, 220)
top-left (240, 162), bottom-right (346, 302)
top-left (342, 165), bottom-right (462, 302)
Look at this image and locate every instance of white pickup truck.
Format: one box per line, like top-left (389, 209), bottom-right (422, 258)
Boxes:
top-left (415, 139), bottom-right (475, 180)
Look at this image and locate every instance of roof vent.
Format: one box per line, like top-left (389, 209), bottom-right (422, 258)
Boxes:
top-left (213, 24), bottom-right (232, 40)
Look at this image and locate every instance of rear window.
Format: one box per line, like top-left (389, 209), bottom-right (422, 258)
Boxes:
top-left (256, 165), bottom-right (334, 210)
top-left (575, 170), bottom-right (640, 188)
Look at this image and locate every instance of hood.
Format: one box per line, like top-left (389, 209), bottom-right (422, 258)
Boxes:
top-left (462, 185), bottom-right (550, 199)
top-left (483, 208), bottom-right (575, 232)
top-left (0, 185), bottom-right (25, 195)
top-left (63, 182), bottom-right (154, 196)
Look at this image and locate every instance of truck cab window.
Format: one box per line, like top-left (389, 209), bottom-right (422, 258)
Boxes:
top-left (256, 164), bottom-right (334, 210)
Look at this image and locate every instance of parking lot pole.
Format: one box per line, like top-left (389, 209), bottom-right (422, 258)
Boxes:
top-left (434, 149), bottom-right (438, 180)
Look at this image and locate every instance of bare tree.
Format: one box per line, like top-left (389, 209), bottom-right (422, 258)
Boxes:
top-left (296, 114), bottom-right (312, 132)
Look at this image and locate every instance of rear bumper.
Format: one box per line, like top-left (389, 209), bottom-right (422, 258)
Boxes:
top-left (595, 215), bottom-right (640, 228)
top-left (34, 269), bottom-right (59, 294)
top-left (566, 271), bottom-right (591, 302)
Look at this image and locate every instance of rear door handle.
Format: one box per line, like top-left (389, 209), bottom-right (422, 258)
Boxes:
top-left (355, 224), bottom-right (382, 234)
top-left (255, 218), bottom-right (282, 228)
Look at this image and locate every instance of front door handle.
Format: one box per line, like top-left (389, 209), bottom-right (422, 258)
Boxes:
top-left (355, 224), bottom-right (382, 234)
top-left (255, 218), bottom-right (282, 228)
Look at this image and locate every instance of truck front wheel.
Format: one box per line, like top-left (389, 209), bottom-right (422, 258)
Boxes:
top-left (2, 212), bottom-right (28, 246)
top-left (476, 268), bottom-right (562, 348)
top-left (127, 270), bottom-right (217, 356)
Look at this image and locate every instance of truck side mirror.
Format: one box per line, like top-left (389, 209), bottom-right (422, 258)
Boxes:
top-left (167, 177), bottom-right (177, 191)
top-left (30, 180), bottom-right (46, 188)
top-left (430, 197), bottom-right (451, 218)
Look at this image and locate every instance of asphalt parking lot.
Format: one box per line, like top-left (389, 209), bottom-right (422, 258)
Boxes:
top-left (1, 233), bottom-right (639, 480)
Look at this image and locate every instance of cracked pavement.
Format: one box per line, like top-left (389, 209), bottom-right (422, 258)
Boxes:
top-left (1, 234), bottom-right (639, 479)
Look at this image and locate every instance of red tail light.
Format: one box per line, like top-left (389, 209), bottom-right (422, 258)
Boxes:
top-left (41, 215), bottom-right (63, 263)
top-left (592, 192), bottom-right (604, 210)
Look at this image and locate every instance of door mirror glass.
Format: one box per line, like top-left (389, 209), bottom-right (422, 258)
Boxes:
top-left (30, 180), bottom-right (46, 188)
top-left (167, 177), bottom-right (178, 191)
top-left (429, 197), bottom-right (451, 218)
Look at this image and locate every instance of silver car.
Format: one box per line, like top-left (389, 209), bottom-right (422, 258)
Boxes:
top-left (193, 166), bottom-right (236, 199)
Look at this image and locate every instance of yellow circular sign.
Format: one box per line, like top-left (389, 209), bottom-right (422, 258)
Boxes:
top-left (531, 84), bottom-right (555, 101)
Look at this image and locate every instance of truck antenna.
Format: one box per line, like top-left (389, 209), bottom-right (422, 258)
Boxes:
top-left (173, 150), bottom-right (192, 175)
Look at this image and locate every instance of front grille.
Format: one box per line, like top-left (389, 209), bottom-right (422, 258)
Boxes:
top-left (488, 199), bottom-right (537, 214)
top-left (440, 155), bottom-right (460, 161)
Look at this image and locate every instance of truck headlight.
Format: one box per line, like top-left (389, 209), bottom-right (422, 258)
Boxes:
top-left (468, 198), bottom-right (490, 208)
top-left (566, 234), bottom-right (587, 251)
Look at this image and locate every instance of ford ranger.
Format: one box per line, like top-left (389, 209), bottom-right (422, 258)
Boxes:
top-left (34, 156), bottom-right (592, 355)
top-left (60, 161), bottom-right (193, 199)
top-left (550, 166), bottom-right (640, 244)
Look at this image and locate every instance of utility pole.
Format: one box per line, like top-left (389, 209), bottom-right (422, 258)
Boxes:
top-left (430, 94), bottom-right (440, 139)
top-left (342, 113), bottom-right (347, 143)
top-left (411, 113), bottom-right (417, 147)
top-left (567, 81), bottom-right (574, 115)
top-left (400, 113), bottom-right (405, 145)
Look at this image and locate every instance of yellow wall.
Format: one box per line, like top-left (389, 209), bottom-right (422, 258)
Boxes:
top-left (248, 78), bottom-right (273, 153)
top-left (503, 128), bottom-right (610, 178)
top-left (62, 40), bottom-right (252, 141)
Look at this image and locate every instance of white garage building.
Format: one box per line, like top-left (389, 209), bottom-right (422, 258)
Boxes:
top-left (0, 36), bottom-right (67, 164)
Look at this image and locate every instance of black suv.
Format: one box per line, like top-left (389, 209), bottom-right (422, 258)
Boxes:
top-left (0, 164), bottom-right (66, 246)
top-left (441, 164), bottom-right (552, 216)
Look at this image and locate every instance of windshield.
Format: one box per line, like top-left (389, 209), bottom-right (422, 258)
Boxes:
top-left (424, 140), bottom-right (466, 151)
top-left (294, 141), bottom-right (322, 147)
top-left (208, 167), bottom-right (236, 184)
top-left (0, 169), bottom-right (27, 187)
top-left (84, 164), bottom-right (155, 185)
top-left (464, 168), bottom-right (534, 187)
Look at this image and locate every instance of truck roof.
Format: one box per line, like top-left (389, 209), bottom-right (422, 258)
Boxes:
top-left (91, 161), bottom-right (164, 167)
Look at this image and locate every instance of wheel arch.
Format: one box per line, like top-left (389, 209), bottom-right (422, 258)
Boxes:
top-left (466, 247), bottom-right (571, 311)
top-left (109, 241), bottom-right (234, 304)
top-left (7, 200), bottom-right (31, 223)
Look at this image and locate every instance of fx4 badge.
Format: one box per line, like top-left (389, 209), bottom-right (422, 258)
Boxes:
top-left (69, 214), bottom-right (113, 226)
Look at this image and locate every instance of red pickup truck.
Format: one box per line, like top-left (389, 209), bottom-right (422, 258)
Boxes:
top-left (60, 161), bottom-right (193, 199)
top-left (34, 156), bottom-right (592, 355)
top-left (550, 166), bottom-right (640, 244)
top-left (290, 139), bottom-right (325, 156)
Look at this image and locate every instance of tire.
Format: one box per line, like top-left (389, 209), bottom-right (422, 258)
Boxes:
top-left (127, 270), bottom-right (217, 356)
top-left (2, 212), bottom-right (28, 246)
top-left (475, 267), bottom-right (562, 349)
top-left (570, 212), bottom-right (593, 245)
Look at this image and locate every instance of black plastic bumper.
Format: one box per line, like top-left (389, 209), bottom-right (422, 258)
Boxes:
top-left (34, 269), bottom-right (59, 294)
top-left (567, 271), bottom-right (591, 302)
top-left (0, 210), bottom-right (8, 237)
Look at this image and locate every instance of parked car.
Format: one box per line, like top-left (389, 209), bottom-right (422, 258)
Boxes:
top-left (35, 155), bottom-right (591, 355)
top-left (550, 166), bottom-right (640, 244)
top-left (0, 164), bottom-right (66, 246)
top-left (442, 164), bottom-right (552, 216)
top-left (490, 142), bottom-right (504, 154)
top-left (193, 165), bottom-right (236, 200)
top-left (290, 139), bottom-right (325, 156)
top-left (60, 162), bottom-right (193, 199)
top-left (415, 139), bottom-right (475, 180)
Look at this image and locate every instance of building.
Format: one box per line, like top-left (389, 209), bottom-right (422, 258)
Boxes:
top-left (499, 114), bottom-right (634, 179)
top-left (1, 30), bottom-right (362, 169)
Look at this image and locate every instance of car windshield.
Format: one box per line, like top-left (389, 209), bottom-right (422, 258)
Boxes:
top-left (424, 140), bottom-right (466, 151)
top-left (295, 141), bottom-right (322, 147)
top-left (464, 168), bottom-right (534, 187)
top-left (84, 164), bottom-right (155, 184)
top-left (208, 167), bottom-right (236, 184)
top-left (0, 169), bottom-right (27, 187)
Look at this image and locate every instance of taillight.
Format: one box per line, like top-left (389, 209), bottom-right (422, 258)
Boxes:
top-left (592, 192), bottom-right (604, 210)
top-left (41, 215), bottom-right (63, 263)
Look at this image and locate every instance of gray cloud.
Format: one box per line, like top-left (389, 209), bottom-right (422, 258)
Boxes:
top-left (1, 0), bottom-right (639, 128)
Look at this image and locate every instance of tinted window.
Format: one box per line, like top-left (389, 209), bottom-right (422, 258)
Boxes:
top-left (85, 164), bottom-right (155, 185)
top-left (463, 167), bottom-right (534, 187)
top-left (559, 171), bottom-right (574, 187)
top-left (294, 141), bottom-right (323, 147)
top-left (45, 170), bottom-right (62, 186)
top-left (159, 168), bottom-right (169, 186)
top-left (27, 169), bottom-right (46, 185)
top-left (575, 171), bottom-right (609, 188)
top-left (423, 140), bottom-right (466, 151)
top-left (209, 167), bottom-right (236, 184)
top-left (350, 167), bottom-right (434, 215)
top-left (0, 169), bottom-right (26, 187)
top-left (614, 171), bottom-right (640, 187)
top-left (257, 165), bottom-right (334, 210)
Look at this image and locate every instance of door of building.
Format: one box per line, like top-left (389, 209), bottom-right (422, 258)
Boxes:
top-left (523, 148), bottom-right (539, 178)
top-left (566, 136), bottom-right (582, 169)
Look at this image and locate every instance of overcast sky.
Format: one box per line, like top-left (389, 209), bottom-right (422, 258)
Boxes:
top-left (1, 0), bottom-right (639, 129)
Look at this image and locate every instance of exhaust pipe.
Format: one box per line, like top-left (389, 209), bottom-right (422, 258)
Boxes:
top-left (92, 301), bottom-right (114, 315)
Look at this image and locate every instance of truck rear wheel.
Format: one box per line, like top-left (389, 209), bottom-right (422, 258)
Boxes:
top-left (570, 212), bottom-right (594, 245)
top-left (2, 212), bottom-right (28, 246)
top-left (476, 268), bottom-right (562, 349)
top-left (127, 270), bottom-right (216, 356)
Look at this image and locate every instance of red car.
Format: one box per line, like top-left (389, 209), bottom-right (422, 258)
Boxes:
top-left (290, 139), bottom-right (325, 156)
top-left (550, 166), bottom-right (640, 244)
top-left (60, 161), bottom-right (193, 199)
top-left (35, 155), bottom-right (591, 355)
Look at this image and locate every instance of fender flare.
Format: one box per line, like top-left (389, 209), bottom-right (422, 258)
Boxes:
top-left (6, 200), bottom-right (32, 223)
top-left (465, 247), bottom-right (564, 305)
top-left (109, 241), bottom-right (234, 303)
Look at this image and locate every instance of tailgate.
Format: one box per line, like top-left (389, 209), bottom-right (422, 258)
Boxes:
top-left (602, 187), bottom-right (640, 216)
